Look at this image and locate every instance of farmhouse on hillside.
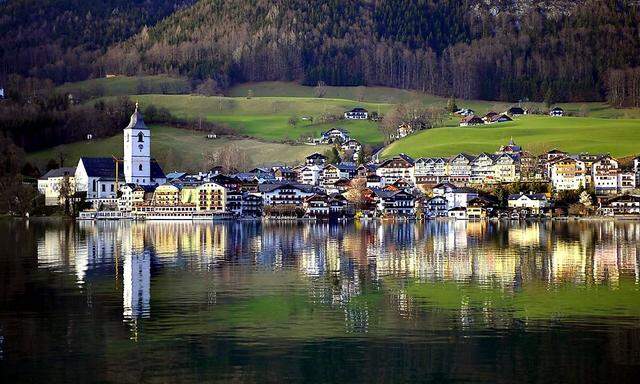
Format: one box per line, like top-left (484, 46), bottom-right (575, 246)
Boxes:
top-left (459, 115), bottom-right (484, 126)
top-left (321, 127), bottom-right (350, 143)
top-left (344, 107), bottom-right (368, 120)
top-left (550, 107), bottom-right (565, 117)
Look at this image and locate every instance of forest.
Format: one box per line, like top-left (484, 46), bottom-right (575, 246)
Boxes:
top-left (2, 0), bottom-right (640, 104)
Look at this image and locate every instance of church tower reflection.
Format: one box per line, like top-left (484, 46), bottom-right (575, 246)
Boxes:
top-left (122, 223), bottom-right (150, 321)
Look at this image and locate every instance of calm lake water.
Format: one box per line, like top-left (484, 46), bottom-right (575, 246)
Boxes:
top-left (1, 219), bottom-right (640, 383)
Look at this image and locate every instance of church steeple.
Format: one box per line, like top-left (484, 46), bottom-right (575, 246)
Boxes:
top-left (126, 102), bottom-right (149, 130)
top-left (123, 103), bottom-right (151, 185)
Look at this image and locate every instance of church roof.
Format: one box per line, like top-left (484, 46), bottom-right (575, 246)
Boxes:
top-left (125, 103), bottom-right (148, 130)
top-left (79, 157), bottom-right (165, 179)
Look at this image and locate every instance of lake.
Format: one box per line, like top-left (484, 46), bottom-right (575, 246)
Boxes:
top-left (1, 219), bottom-right (639, 383)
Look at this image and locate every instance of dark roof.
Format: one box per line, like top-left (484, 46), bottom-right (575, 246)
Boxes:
top-left (306, 152), bottom-right (327, 159)
top-left (80, 157), bottom-right (164, 179)
top-left (348, 107), bottom-right (368, 113)
top-left (507, 106), bottom-right (525, 114)
top-left (551, 107), bottom-right (565, 111)
top-left (125, 105), bottom-right (149, 130)
top-left (39, 167), bottom-right (76, 180)
top-left (80, 157), bottom-right (116, 178)
top-left (258, 182), bottom-right (316, 193)
top-left (150, 160), bottom-right (165, 179)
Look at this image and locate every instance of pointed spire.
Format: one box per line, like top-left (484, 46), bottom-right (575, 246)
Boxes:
top-left (126, 101), bottom-right (148, 130)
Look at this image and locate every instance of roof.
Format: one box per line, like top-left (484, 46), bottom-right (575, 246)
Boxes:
top-left (258, 182), bottom-right (316, 193)
top-left (125, 104), bottom-right (149, 130)
top-left (39, 167), bottom-right (76, 180)
top-left (508, 193), bottom-right (547, 201)
top-left (306, 152), bottom-right (327, 159)
top-left (460, 115), bottom-right (484, 124)
top-left (150, 160), bottom-right (166, 179)
top-left (508, 106), bottom-right (525, 113)
top-left (79, 157), bottom-right (116, 178)
top-left (166, 171), bottom-right (187, 180)
top-left (348, 107), bottom-right (368, 113)
top-left (79, 157), bottom-right (164, 179)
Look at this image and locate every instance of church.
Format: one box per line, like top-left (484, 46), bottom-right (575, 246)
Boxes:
top-left (75, 104), bottom-right (166, 203)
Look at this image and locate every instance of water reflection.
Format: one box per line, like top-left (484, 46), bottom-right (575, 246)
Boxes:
top-left (33, 220), bottom-right (640, 325)
top-left (3, 219), bottom-right (640, 383)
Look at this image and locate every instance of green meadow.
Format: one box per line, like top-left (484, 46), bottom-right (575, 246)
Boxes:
top-left (129, 94), bottom-right (388, 144)
top-left (26, 125), bottom-right (330, 171)
top-left (44, 77), bottom-right (640, 166)
top-left (383, 115), bottom-right (640, 158)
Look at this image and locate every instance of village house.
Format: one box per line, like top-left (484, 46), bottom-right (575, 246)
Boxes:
top-left (298, 165), bottom-right (324, 186)
top-left (425, 196), bottom-right (448, 218)
top-left (507, 193), bottom-right (551, 215)
top-left (395, 123), bottom-right (414, 139)
top-left (433, 185), bottom-right (479, 210)
top-left (486, 114), bottom-right (513, 124)
top-left (118, 184), bottom-right (154, 212)
top-left (506, 106), bottom-right (526, 116)
top-left (344, 107), bottom-right (368, 120)
top-left (459, 115), bottom-right (484, 127)
top-left (470, 153), bottom-right (497, 184)
top-left (196, 182), bottom-right (227, 212)
top-left (618, 172), bottom-right (636, 193)
top-left (321, 128), bottom-right (350, 143)
top-left (341, 139), bottom-right (362, 153)
top-left (366, 174), bottom-right (384, 188)
top-left (599, 195), bottom-right (640, 216)
top-left (592, 156), bottom-right (619, 195)
top-left (303, 194), bottom-right (330, 217)
top-left (549, 157), bottom-right (588, 191)
top-left (447, 153), bottom-right (475, 184)
top-left (448, 207), bottom-right (467, 219)
top-left (371, 188), bottom-right (415, 217)
top-left (259, 183), bottom-right (316, 207)
top-left (550, 107), bottom-right (565, 117)
top-left (305, 152), bottom-right (328, 166)
top-left (376, 154), bottom-right (415, 185)
top-left (493, 153), bottom-right (521, 183)
top-left (414, 157), bottom-right (447, 185)
top-left (37, 167), bottom-right (76, 206)
top-left (273, 166), bottom-right (297, 181)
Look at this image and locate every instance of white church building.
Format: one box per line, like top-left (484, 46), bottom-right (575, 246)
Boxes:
top-left (75, 104), bottom-right (166, 204)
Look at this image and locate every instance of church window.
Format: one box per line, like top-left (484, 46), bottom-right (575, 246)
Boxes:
top-left (138, 132), bottom-right (144, 142)
top-left (139, 164), bottom-right (143, 171)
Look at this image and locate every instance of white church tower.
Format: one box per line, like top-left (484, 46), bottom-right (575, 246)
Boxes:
top-left (123, 103), bottom-right (151, 185)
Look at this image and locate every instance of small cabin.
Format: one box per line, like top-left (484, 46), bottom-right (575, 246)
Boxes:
top-left (344, 107), bottom-right (368, 120)
top-left (549, 107), bottom-right (565, 117)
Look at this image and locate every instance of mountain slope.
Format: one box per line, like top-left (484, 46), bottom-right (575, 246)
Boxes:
top-left (0, 0), bottom-right (196, 83)
top-left (99, 0), bottom-right (640, 102)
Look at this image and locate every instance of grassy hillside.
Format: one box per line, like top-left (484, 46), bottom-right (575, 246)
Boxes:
top-left (26, 125), bottom-right (331, 172)
top-left (229, 82), bottom-right (640, 119)
top-left (130, 94), bottom-right (388, 144)
top-left (57, 75), bottom-right (191, 97)
top-left (383, 116), bottom-right (640, 158)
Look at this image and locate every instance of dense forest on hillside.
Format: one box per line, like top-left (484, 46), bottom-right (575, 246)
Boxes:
top-left (0, 0), bottom-right (195, 83)
top-left (1, 0), bottom-right (640, 103)
top-left (98, 0), bottom-right (640, 102)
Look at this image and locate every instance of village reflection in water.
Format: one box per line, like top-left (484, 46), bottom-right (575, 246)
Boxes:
top-left (35, 220), bottom-right (640, 330)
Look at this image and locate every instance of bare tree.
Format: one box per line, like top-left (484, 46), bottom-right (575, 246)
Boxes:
top-left (314, 81), bottom-right (328, 98)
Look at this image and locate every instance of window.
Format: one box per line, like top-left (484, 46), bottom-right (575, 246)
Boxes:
top-left (101, 184), bottom-right (105, 192)
top-left (139, 164), bottom-right (143, 171)
top-left (138, 132), bottom-right (144, 142)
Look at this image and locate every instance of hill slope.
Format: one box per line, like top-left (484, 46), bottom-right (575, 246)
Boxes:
top-left (99, 0), bottom-right (640, 102)
top-left (382, 116), bottom-right (640, 158)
